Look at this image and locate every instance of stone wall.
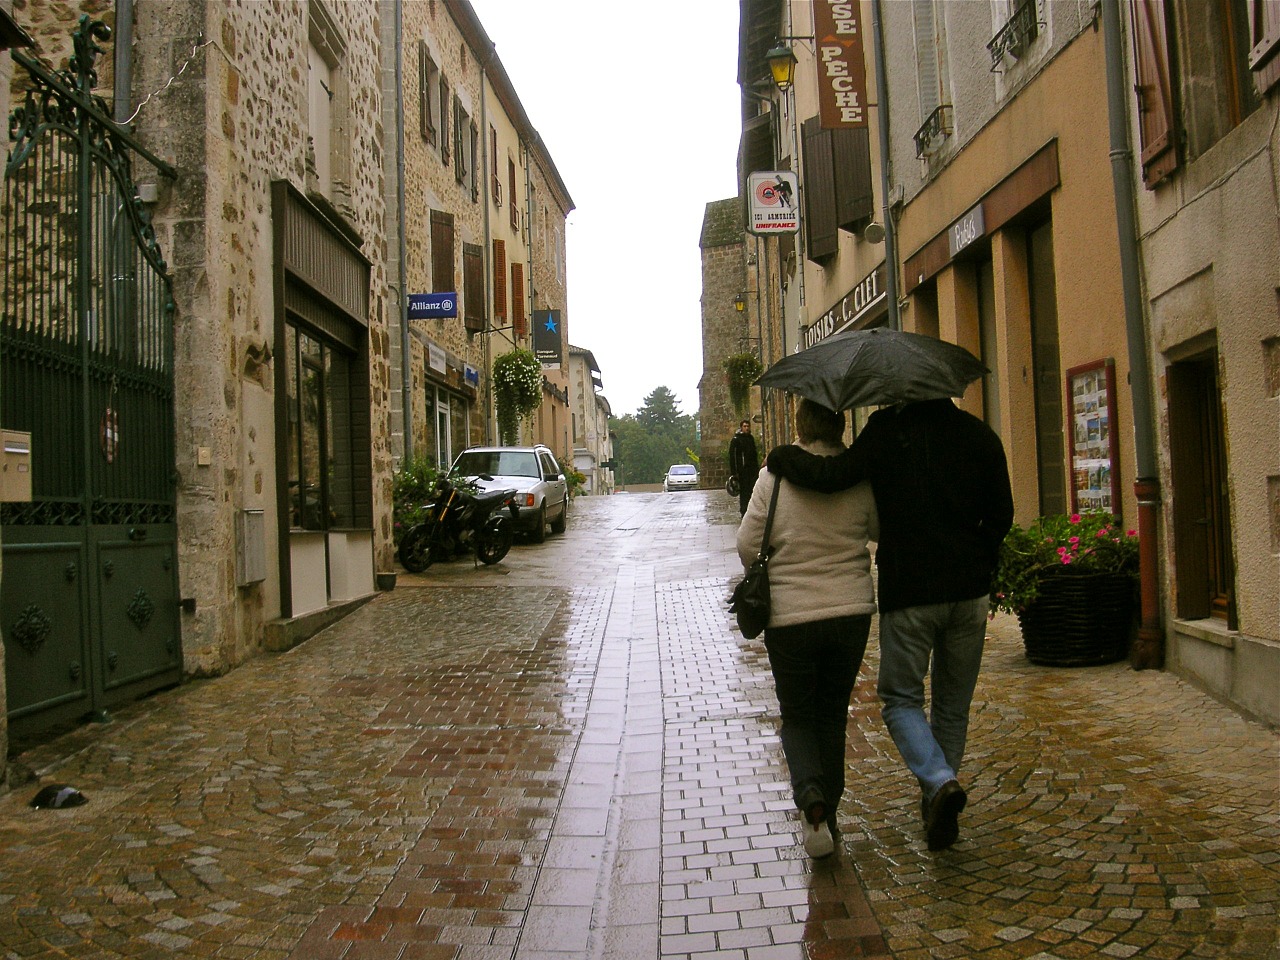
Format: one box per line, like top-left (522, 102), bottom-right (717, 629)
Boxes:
top-left (129, 0), bottom-right (390, 671)
top-left (698, 202), bottom-right (753, 490)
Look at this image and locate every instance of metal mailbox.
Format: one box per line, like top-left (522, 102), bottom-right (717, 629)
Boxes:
top-left (0, 429), bottom-right (31, 502)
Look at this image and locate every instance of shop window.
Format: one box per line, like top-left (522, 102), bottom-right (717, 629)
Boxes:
top-left (284, 322), bottom-right (357, 530)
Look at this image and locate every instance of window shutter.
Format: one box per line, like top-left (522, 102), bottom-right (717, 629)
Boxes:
top-left (490, 127), bottom-right (501, 203)
top-left (833, 127), bottom-right (874, 232)
top-left (430, 210), bottom-right (454, 293)
top-left (1249, 0), bottom-right (1280, 93)
top-left (463, 243), bottom-right (485, 334)
top-left (419, 43), bottom-right (436, 143)
top-left (802, 117), bottom-right (838, 262)
top-left (470, 121), bottom-right (480, 202)
top-left (440, 76), bottom-right (451, 165)
top-left (1130, 0), bottom-right (1180, 187)
top-left (511, 262), bottom-right (526, 338)
top-left (454, 98), bottom-right (466, 184)
top-left (493, 239), bottom-right (507, 319)
top-left (509, 159), bottom-right (519, 229)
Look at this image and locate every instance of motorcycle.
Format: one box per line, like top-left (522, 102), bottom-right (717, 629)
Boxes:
top-left (397, 474), bottom-right (519, 572)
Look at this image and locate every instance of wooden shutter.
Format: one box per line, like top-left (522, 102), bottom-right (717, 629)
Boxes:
top-left (1130, 0), bottom-right (1180, 187)
top-left (509, 158), bottom-right (519, 229)
top-left (419, 43), bottom-right (436, 143)
top-left (1250, 0), bottom-right (1280, 93)
top-left (440, 76), bottom-right (451, 165)
top-left (470, 121), bottom-right (480, 202)
top-left (430, 210), bottom-right (454, 293)
top-left (493, 239), bottom-right (507, 319)
top-left (490, 127), bottom-right (501, 204)
top-left (511, 261), bottom-right (526, 338)
top-left (454, 99), bottom-right (466, 184)
top-left (463, 243), bottom-right (485, 334)
top-left (802, 117), bottom-right (838, 262)
top-left (833, 127), bottom-right (874, 232)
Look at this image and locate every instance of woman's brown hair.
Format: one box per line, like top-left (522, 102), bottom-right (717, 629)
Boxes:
top-left (795, 398), bottom-right (845, 444)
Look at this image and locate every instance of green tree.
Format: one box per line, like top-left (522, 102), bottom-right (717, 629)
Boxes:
top-left (610, 386), bottom-right (698, 484)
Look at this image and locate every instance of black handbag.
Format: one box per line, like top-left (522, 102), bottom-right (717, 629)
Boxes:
top-left (728, 478), bottom-right (781, 639)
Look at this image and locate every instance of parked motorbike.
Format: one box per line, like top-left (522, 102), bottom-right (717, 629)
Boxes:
top-left (397, 474), bottom-right (519, 573)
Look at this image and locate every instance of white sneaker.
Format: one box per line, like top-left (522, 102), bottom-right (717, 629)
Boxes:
top-left (802, 819), bottom-right (834, 859)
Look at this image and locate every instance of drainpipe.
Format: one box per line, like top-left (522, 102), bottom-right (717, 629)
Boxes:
top-left (113, 0), bottom-right (134, 124)
top-left (395, 0), bottom-right (413, 459)
top-left (870, 0), bottom-right (899, 330)
top-left (1102, 0), bottom-right (1162, 669)
top-left (479, 56), bottom-right (494, 444)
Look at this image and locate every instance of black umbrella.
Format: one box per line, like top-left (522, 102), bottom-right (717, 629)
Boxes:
top-left (755, 327), bottom-right (987, 410)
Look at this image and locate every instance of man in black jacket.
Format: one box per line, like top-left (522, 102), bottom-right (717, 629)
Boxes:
top-left (766, 398), bottom-right (1013, 851)
top-left (727, 419), bottom-right (759, 516)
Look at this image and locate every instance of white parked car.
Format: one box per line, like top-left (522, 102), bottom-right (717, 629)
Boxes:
top-left (663, 464), bottom-right (699, 492)
top-left (450, 445), bottom-right (569, 543)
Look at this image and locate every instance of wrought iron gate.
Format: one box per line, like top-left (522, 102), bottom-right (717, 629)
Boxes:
top-left (1, 17), bottom-right (180, 740)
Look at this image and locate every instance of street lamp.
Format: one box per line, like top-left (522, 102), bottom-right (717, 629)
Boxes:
top-left (765, 44), bottom-right (797, 92)
top-left (733, 293), bottom-right (746, 312)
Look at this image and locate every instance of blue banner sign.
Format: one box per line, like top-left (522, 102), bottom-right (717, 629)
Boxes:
top-left (408, 292), bottom-right (457, 319)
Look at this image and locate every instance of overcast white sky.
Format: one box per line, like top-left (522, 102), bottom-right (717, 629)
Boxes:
top-left (468, 0), bottom-right (742, 419)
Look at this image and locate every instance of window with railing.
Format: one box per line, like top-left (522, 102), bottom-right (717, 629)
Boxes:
top-left (913, 104), bottom-right (953, 158)
top-left (987, 0), bottom-right (1040, 71)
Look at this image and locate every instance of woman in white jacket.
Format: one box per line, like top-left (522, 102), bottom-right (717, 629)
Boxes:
top-left (737, 399), bottom-right (878, 859)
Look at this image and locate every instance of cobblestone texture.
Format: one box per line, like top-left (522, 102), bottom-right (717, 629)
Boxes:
top-left (0, 492), bottom-right (1275, 959)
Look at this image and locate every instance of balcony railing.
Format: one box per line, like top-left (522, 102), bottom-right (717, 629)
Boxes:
top-left (913, 104), bottom-right (953, 158)
top-left (987, 0), bottom-right (1040, 71)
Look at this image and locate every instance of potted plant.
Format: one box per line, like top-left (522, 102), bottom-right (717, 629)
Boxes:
top-left (724, 352), bottom-right (763, 414)
top-left (493, 349), bottom-right (543, 444)
top-left (990, 512), bottom-right (1139, 666)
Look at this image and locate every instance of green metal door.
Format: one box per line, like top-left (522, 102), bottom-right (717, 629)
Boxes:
top-left (1, 18), bottom-right (180, 741)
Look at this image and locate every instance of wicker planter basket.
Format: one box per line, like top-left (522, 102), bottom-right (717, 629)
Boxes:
top-left (1016, 571), bottom-right (1137, 667)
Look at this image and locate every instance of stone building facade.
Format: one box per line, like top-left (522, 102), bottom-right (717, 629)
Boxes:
top-left (567, 345), bottom-right (613, 495)
top-left (1122, 0), bottom-right (1279, 724)
top-left (384, 0), bottom-right (573, 470)
top-left (698, 197), bottom-right (753, 491)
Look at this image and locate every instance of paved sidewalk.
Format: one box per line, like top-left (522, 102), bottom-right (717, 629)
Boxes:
top-left (0, 492), bottom-right (1276, 959)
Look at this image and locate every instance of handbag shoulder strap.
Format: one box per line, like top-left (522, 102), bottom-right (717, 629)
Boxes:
top-left (757, 477), bottom-right (782, 560)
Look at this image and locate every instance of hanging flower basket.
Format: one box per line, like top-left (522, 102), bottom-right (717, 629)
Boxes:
top-left (1016, 570), bottom-right (1136, 667)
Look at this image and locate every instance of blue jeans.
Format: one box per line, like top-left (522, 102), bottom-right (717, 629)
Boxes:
top-left (764, 615), bottom-right (871, 817)
top-left (877, 596), bottom-right (988, 800)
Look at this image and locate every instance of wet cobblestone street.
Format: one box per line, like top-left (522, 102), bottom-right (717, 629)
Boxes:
top-left (1, 492), bottom-right (1276, 959)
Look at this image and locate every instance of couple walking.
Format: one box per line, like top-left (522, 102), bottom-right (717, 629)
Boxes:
top-left (737, 397), bottom-right (1013, 857)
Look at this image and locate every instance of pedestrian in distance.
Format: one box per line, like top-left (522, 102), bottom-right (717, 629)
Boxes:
top-left (765, 397), bottom-right (1013, 851)
top-left (737, 399), bottom-right (879, 859)
top-left (727, 419), bottom-right (759, 517)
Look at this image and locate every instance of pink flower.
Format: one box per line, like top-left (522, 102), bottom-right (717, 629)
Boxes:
top-left (1070, 513), bottom-right (1082, 523)
top-left (1127, 530), bottom-right (1137, 537)
top-left (1096, 529), bottom-right (1108, 538)
top-left (1069, 536), bottom-right (1080, 546)
top-left (1060, 555), bottom-right (1073, 564)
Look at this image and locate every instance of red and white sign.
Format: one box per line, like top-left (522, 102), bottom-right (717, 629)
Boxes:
top-left (814, 0), bottom-right (869, 129)
top-left (747, 171), bottom-right (800, 234)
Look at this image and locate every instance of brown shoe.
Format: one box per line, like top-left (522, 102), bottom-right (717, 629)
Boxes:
top-left (925, 780), bottom-right (966, 851)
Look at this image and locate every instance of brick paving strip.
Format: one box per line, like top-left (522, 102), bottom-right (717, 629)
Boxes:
top-left (0, 494), bottom-right (1276, 960)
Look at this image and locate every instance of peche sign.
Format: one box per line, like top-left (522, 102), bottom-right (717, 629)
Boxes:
top-left (814, 0), bottom-right (869, 130)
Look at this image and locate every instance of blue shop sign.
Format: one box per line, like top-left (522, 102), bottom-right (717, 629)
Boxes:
top-left (408, 292), bottom-right (457, 319)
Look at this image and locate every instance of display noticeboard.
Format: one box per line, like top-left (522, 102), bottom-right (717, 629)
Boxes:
top-left (747, 171), bottom-right (800, 234)
top-left (1066, 358), bottom-right (1121, 517)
